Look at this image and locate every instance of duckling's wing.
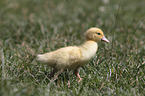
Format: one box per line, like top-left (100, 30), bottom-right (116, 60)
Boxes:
top-left (68, 48), bottom-right (82, 62)
top-left (65, 47), bottom-right (84, 70)
top-left (52, 47), bottom-right (83, 70)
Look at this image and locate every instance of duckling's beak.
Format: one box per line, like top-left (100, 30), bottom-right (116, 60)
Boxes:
top-left (101, 36), bottom-right (110, 43)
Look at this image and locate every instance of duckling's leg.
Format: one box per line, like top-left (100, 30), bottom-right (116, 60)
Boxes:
top-left (49, 68), bottom-right (57, 79)
top-left (49, 69), bottom-right (63, 87)
top-left (67, 69), bottom-right (70, 87)
top-left (74, 69), bottom-right (82, 83)
top-left (53, 69), bottom-right (64, 81)
top-left (53, 69), bottom-right (64, 86)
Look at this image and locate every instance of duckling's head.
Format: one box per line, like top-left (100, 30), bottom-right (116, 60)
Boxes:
top-left (85, 27), bottom-right (109, 43)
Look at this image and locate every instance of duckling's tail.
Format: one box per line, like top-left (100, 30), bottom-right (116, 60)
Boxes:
top-left (36, 54), bottom-right (48, 63)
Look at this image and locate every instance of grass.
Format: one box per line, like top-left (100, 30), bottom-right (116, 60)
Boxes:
top-left (0, 0), bottom-right (145, 95)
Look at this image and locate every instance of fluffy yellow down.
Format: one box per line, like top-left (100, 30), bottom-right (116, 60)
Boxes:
top-left (37, 40), bottom-right (98, 70)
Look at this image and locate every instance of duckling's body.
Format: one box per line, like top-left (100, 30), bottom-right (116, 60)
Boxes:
top-left (37, 40), bottom-right (98, 70)
top-left (37, 27), bottom-right (109, 83)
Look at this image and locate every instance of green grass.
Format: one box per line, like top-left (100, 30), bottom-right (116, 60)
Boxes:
top-left (0, 0), bottom-right (145, 95)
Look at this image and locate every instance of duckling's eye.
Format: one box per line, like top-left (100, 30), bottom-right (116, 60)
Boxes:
top-left (97, 33), bottom-right (101, 35)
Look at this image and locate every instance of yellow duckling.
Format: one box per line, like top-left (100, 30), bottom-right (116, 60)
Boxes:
top-left (37, 27), bottom-right (109, 82)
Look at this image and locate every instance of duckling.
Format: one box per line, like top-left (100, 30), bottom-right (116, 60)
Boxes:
top-left (37, 27), bottom-right (109, 83)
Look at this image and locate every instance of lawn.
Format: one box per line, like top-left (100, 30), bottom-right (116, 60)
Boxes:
top-left (0, 0), bottom-right (145, 95)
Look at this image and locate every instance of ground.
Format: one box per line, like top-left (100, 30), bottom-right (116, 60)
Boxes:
top-left (0, 0), bottom-right (145, 95)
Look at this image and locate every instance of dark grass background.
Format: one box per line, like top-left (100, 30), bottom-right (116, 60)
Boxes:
top-left (0, 0), bottom-right (145, 95)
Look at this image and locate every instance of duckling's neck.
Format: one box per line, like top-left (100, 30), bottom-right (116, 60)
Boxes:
top-left (80, 40), bottom-right (98, 50)
top-left (79, 40), bottom-right (98, 60)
